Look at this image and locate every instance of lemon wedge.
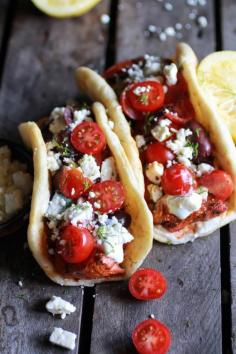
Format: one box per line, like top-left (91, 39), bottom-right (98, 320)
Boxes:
top-left (197, 51), bottom-right (236, 142)
top-left (32, 0), bottom-right (102, 18)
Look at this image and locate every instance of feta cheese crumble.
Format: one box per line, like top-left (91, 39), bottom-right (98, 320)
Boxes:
top-left (164, 191), bottom-right (205, 220)
top-left (49, 327), bottom-right (77, 350)
top-left (46, 296), bottom-right (76, 319)
top-left (97, 219), bottom-right (133, 263)
top-left (197, 16), bottom-right (208, 28)
top-left (46, 193), bottom-right (70, 219)
top-left (196, 163), bottom-right (214, 177)
top-left (147, 184), bottom-right (163, 202)
top-left (49, 107), bottom-right (66, 134)
top-left (166, 128), bottom-right (194, 167)
top-left (101, 157), bottom-right (117, 181)
top-left (63, 202), bottom-right (94, 226)
top-left (135, 135), bottom-right (146, 148)
top-left (163, 63), bottom-right (178, 86)
top-left (47, 151), bottom-right (62, 172)
top-left (151, 119), bottom-right (172, 142)
top-left (79, 154), bottom-right (100, 181)
top-left (146, 162), bottom-right (164, 184)
top-left (69, 109), bottom-right (91, 130)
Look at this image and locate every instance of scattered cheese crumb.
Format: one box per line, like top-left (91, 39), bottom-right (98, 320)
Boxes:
top-left (100, 14), bottom-right (110, 25)
top-left (49, 327), bottom-right (77, 350)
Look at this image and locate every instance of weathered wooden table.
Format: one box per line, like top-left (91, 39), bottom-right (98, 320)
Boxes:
top-left (0, 0), bottom-right (235, 353)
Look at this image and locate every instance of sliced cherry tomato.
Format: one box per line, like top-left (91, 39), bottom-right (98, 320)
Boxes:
top-left (198, 170), bottom-right (233, 201)
top-left (145, 142), bottom-right (174, 165)
top-left (132, 318), bottom-right (171, 354)
top-left (127, 81), bottom-right (165, 112)
top-left (164, 110), bottom-right (191, 126)
top-left (70, 121), bottom-right (106, 155)
top-left (162, 163), bottom-right (197, 195)
top-left (58, 167), bottom-right (92, 200)
top-left (165, 74), bottom-right (195, 121)
top-left (56, 225), bottom-right (95, 264)
top-left (103, 59), bottom-right (134, 79)
top-left (129, 268), bottom-right (167, 300)
top-left (88, 180), bottom-right (125, 214)
top-left (120, 85), bottom-right (145, 120)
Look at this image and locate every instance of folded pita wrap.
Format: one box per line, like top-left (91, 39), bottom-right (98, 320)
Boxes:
top-left (19, 102), bottom-right (153, 285)
top-left (76, 43), bottom-right (236, 244)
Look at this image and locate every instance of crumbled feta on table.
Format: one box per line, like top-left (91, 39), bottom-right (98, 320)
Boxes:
top-left (46, 296), bottom-right (76, 319)
top-left (49, 327), bottom-right (77, 350)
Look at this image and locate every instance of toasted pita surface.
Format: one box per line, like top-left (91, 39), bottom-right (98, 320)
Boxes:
top-left (76, 44), bottom-right (236, 244)
top-left (76, 67), bottom-right (145, 195)
top-left (19, 105), bottom-right (153, 285)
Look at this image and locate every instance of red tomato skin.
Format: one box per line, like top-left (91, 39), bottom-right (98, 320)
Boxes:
top-left (162, 163), bottom-right (197, 196)
top-left (127, 81), bottom-right (165, 112)
top-left (56, 225), bottom-right (95, 264)
top-left (198, 170), bottom-right (234, 201)
top-left (88, 181), bottom-right (126, 214)
top-left (58, 167), bottom-right (92, 200)
top-left (145, 142), bottom-right (175, 165)
top-left (120, 86), bottom-right (145, 120)
top-left (129, 268), bottom-right (167, 301)
top-left (132, 318), bottom-right (171, 354)
top-left (103, 59), bottom-right (134, 79)
top-left (70, 121), bottom-right (106, 155)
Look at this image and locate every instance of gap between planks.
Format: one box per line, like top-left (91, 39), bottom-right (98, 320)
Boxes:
top-left (78, 1), bottom-right (120, 353)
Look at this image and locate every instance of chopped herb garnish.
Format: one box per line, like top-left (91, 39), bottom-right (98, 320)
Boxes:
top-left (144, 114), bottom-right (155, 134)
top-left (197, 186), bottom-right (206, 194)
top-left (97, 226), bottom-right (107, 240)
top-left (185, 139), bottom-right (199, 158)
top-left (83, 180), bottom-right (90, 190)
top-left (139, 93), bottom-right (149, 105)
top-left (195, 128), bottom-right (201, 137)
top-left (52, 139), bottom-right (71, 157)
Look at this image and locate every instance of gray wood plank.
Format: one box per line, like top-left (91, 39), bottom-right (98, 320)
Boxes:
top-left (222, 1), bottom-right (236, 351)
top-left (0, 0), bottom-right (109, 140)
top-left (0, 0), bottom-right (109, 353)
top-left (91, 1), bottom-right (222, 353)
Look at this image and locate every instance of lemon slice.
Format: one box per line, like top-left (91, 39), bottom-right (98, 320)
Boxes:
top-left (197, 51), bottom-right (236, 142)
top-left (32, 0), bottom-right (102, 18)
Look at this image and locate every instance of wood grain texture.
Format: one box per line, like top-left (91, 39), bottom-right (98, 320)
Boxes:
top-left (0, 0), bottom-right (109, 139)
top-left (116, 0), bottom-right (215, 60)
top-left (0, 231), bottom-right (83, 354)
top-left (222, 1), bottom-right (236, 350)
top-left (91, 1), bottom-right (222, 353)
top-left (0, 0), bottom-right (109, 353)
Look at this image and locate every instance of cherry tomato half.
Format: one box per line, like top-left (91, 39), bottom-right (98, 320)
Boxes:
top-left (162, 163), bottom-right (197, 196)
top-left (120, 85), bottom-right (145, 120)
top-left (58, 167), bottom-right (92, 200)
top-left (198, 170), bottom-right (233, 201)
top-left (132, 318), bottom-right (171, 354)
top-left (127, 81), bottom-right (165, 113)
top-left (145, 142), bottom-right (174, 165)
top-left (56, 225), bottom-right (95, 264)
top-left (88, 180), bottom-right (125, 214)
top-left (129, 268), bottom-right (167, 301)
top-left (70, 121), bottom-right (106, 155)
top-left (164, 111), bottom-right (191, 126)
